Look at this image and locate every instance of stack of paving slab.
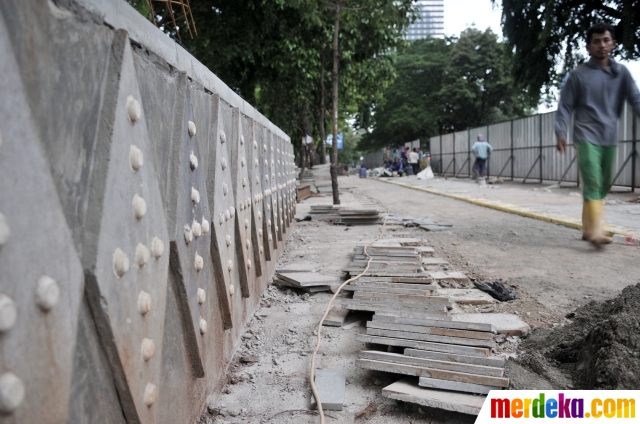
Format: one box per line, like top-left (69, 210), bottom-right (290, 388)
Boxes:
top-left (273, 262), bottom-right (337, 292)
top-left (308, 204), bottom-right (382, 225)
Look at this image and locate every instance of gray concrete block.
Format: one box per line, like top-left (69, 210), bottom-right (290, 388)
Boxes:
top-left (0, 30), bottom-right (85, 421)
top-left (356, 334), bottom-right (491, 357)
top-left (437, 289), bottom-right (496, 305)
top-left (278, 263), bottom-right (324, 273)
top-left (277, 272), bottom-right (337, 287)
top-left (403, 349), bottom-right (505, 368)
top-left (367, 320), bottom-right (494, 341)
top-left (419, 377), bottom-right (501, 395)
top-left (359, 351), bottom-right (504, 377)
top-left (429, 271), bottom-right (470, 282)
top-left (309, 370), bottom-right (345, 411)
top-left (356, 359), bottom-right (509, 388)
top-left (452, 313), bottom-right (531, 336)
top-left (323, 306), bottom-right (350, 327)
top-left (382, 378), bottom-right (486, 415)
top-left (373, 313), bottom-right (495, 333)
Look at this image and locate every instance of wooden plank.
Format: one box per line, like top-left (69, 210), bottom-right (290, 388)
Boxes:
top-left (323, 305), bottom-right (349, 327)
top-left (356, 359), bottom-right (509, 388)
top-left (360, 351), bottom-right (504, 377)
top-left (404, 348), bottom-right (505, 368)
top-left (366, 328), bottom-right (495, 348)
top-left (342, 299), bottom-right (449, 313)
top-left (367, 321), bottom-right (493, 341)
top-left (382, 378), bottom-right (485, 415)
top-left (356, 334), bottom-right (491, 357)
top-left (419, 377), bottom-right (501, 395)
top-left (372, 314), bottom-right (496, 333)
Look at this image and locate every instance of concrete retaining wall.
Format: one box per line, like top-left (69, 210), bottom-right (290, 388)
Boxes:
top-left (0, 1), bottom-right (295, 422)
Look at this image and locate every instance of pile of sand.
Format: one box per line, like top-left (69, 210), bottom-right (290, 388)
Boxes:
top-left (507, 283), bottom-right (640, 389)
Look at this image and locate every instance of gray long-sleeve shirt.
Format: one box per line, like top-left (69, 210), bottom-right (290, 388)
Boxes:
top-left (555, 57), bottom-right (640, 146)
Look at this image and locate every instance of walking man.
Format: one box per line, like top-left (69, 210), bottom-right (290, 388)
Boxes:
top-left (409, 148), bottom-right (419, 176)
top-left (555, 23), bottom-right (640, 246)
top-left (472, 134), bottom-right (493, 180)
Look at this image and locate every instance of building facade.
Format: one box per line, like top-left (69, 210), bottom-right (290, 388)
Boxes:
top-left (406, 0), bottom-right (444, 40)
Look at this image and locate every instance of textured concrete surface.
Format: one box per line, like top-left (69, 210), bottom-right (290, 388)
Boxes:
top-left (0, 1), bottom-right (293, 423)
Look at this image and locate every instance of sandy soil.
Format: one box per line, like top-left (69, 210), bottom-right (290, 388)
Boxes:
top-left (199, 176), bottom-right (640, 424)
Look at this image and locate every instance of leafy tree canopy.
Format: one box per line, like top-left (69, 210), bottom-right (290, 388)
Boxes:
top-left (495, 0), bottom-right (640, 99)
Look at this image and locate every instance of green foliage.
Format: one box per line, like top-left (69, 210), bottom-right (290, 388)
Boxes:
top-left (495, 0), bottom-right (640, 99)
top-left (337, 129), bottom-right (362, 164)
top-left (359, 29), bottom-right (534, 151)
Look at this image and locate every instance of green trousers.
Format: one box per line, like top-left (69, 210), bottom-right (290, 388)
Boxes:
top-left (577, 141), bottom-right (617, 201)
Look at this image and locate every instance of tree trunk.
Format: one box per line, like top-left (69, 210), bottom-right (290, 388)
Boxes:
top-left (299, 105), bottom-right (311, 178)
top-left (319, 50), bottom-right (327, 165)
top-left (330, 0), bottom-right (341, 205)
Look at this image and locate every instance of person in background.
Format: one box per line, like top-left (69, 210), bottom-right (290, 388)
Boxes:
top-left (555, 22), bottom-right (640, 247)
top-left (409, 148), bottom-right (419, 175)
top-left (387, 158), bottom-right (404, 177)
top-left (471, 134), bottom-right (493, 179)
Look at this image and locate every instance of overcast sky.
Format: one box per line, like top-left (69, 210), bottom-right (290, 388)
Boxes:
top-left (442, 0), bottom-right (640, 112)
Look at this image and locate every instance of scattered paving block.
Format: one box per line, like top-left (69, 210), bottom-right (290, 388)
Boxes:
top-left (344, 285), bottom-right (434, 296)
top-left (452, 313), bottom-right (530, 336)
top-left (437, 289), bottom-right (496, 305)
top-left (403, 349), bottom-right (505, 368)
top-left (371, 310), bottom-right (453, 321)
top-left (356, 359), bottom-right (509, 388)
top-left (382, 378), bottom-right (485, 415)
top-left (373, 314), bottom-right (495, 333)
top-left (272, 278), bottom-right (330, 292)
top-left (356, 335), bottom-right (491, 357)
top-left (309, 370), bottom-right (345, 411)
top-left (421, 257), bottom-right (449, 265)
top-left (419, 377), bottom-right (502, 395)
top-left (416, 246), bottom-right (435, 256)
top-left (367, 321), bottom-right (494, 341)
top-left (366, 328), bottom-right (495, 348)
top-left (360, 351), bottom-right (504, 377)
top-left (353, 292), bottom-right (451, 306)
top-left (277, 272), bottom-right (337, 287)
top-left (391, 277), bottom-right (435, 284)
top-left (277, 262), bottom-right (323, 273)
top-left (349, 281), bottom-right (439, 291)
top-left (324, 305), bottom-right (350, 327)
top-left (343, 299), bottom-right (449, 314)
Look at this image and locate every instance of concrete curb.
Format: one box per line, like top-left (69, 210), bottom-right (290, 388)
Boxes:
top-left (378, 178), bottom-right (640, 240)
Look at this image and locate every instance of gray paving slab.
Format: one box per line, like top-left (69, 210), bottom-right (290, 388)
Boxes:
top-left (366, 328), bottom-right (495, 348)
top-left (277, 272), bottom-right (337, 287)
top-left (367, 321), bottom-right (493, 341)
top-left (359, 351), bottom-right (504, 377)
top-left (403, 349), bottom-right (505, 368)
top-left (437, 289), bottom-right (496, 305)
top-left (452, 313), bottom-right (531, 336)
top-left (419, 377), bottom-right (502, 395)
top-left (277, 262), bottom-right (323, 273)
top-left (356, 335), bottom-right (491, 357)
top-left (323, 305), bottom-right (350, 327)
top-left (343, 300), bottom-right (449, 314)
top-left (382, 378), bottom-right (485, 415)
top-left (373, 313), bottom-right (495, 333)
top-left (309, 369), bottom-right (346, 411)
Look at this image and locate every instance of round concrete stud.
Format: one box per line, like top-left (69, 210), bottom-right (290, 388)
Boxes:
top-left (242, 178), bottom-right (247, 187)
top-left (0, 294), bottom-right (17, 333)
top-left (246, 259), bottom-right (251, 269)
top-left (219, 213), bottom-right (225, 225)
top-left (0, 372), bottom-right (25, 414)
top-left (188, 120), bottom-right (196, 137)
top-left (141, 338), bottom-right (155, 361)
top-left (126, 95), bottom-right (141, 123)
top-left (184, 224), bottom-right (193, 245)
top-left (267, 204), bottom-right (271, 212)
top-left (138, 291), bottom-right (152, 315)
top-left (263, 144), bottom-right (267, 152)
top-left (194, 253), bottom-right (204, 271)
top-left (191, 187), bottom-right (200, 204)
top-left (244, 219), bottom-right (249, 229)
top-left (135, 243), bottom-right (150, 268)
top-left (199, 318), bottom-right (207, 334)
top-left (254, 159), bottom-right (259, 168)
top-left (189, 152), bottom-right (198, 170)
top-left (267, 219), bottom-right (271, 227)
top-left (271, 146), bottom-right (274, 152)
top-left (240, 135), bottom-right (244, 146)
top-left (259, 245), bottom-right (264, 255)
top-left (151, 237), bottom-right (164, 259)
top-left (129, 145), bottom-right (144, 171)
top-left (113, 248), bottom-right (130, 278)
top-left (268, 234), bottom-right (273, 242)
top-left (245, 239), bottom-right (250, 250)
top-left (275, 225), bottom-right (279, 232)
top-left (132, 194), bottom-right (147, 220)
top-left (143, 383), bottom-right (158, 407)
top-left (220, 131), bottom-right (226, 143)
top-left (255, 177), bottom-right (260, 185)
top-left (221, 158), bottom-right (227, 170)
top-left (230, 207), bottom-right (235, 218)
top-left (225, 235), bottom-right (232, 247)
top-left (259, 229), bottom-right (263, 237)
top-left (227, 260), bottom-right (233, 273)
top-left (0, 213), bottom-right (9, 246)
top-left (223, 184), bottom-right (228, 195)
top-left (264, 159), bottom-right (268, 166)
top-left (253, 140), bottom-right (258, 149)
top-left (239, 202), bottom-right (244, 211)
top-left (241, 157), bottom-right (245, 167)
top-left (228, 284), bottom-right (235, 296)
top-left (192, 220), bottom-right (202, 237)
top-left (224, 210), bottom-right (230, 221)
top-left (265, 176), bottom-right (269, 182)
top-left (197, 288), bottom-right (206, 304)
top-left (201, 218), bottom-right (210, 235)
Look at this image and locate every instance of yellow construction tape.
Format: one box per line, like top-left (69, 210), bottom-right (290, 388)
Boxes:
top-left (380, 178), bottom-right (640, 239)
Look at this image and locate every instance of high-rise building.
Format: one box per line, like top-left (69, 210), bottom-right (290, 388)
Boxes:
top-left (406, 0), bottom-right (444, 40)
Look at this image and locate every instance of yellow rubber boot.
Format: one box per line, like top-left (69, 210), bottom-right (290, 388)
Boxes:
top-left (583, 200), bottom-right (613, 246)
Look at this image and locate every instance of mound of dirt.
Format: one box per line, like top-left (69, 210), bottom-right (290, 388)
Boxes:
top-left (508, 283), bottom-right (640, 390)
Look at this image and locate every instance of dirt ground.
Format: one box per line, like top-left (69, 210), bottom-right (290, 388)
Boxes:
top-left (199, 176), bottom-right (640, 424)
